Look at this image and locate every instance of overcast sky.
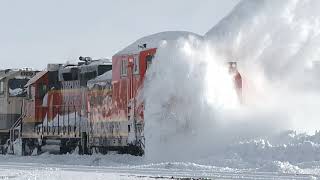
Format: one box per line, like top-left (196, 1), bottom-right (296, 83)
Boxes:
top-left (0, 0), bottom-right (239, 69)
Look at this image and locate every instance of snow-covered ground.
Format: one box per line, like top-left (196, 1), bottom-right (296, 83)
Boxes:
top-left (0, 151), bottom-right (319, 180)
top-left (3, 131), bottom-right (320, 179)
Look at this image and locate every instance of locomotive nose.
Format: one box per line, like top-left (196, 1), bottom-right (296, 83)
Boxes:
top-left (227, 61), bottom-right (242, 102)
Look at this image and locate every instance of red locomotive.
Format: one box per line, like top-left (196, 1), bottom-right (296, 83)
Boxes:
top-left (6, 31), bottom-right (242, 155)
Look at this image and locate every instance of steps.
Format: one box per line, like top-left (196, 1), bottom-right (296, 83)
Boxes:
top-left (8, 115), bottom-right (24, 154)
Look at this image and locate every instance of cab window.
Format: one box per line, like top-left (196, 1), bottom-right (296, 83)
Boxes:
top-left (38, 83), bottom-right (47, 99)
top-left (98, 65), bottom-right (112, 76)
top-left (120, 59), bottom-right (128, 76)
top-left (0, 81), bottom-right (4, 94)
top-left (146, 55), bottom-right (154, 69)
top-left (133, 56), bottom-right (139, 74)
top-left (8, 79), bottom-right (29, 97)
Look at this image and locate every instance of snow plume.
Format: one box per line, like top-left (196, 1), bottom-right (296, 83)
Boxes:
top-left (142, 36), bottom-right (286, 162)
top-left (143, 0), bottom-right (320, 161)
top-left (205, 0), bottom-right (320, 133)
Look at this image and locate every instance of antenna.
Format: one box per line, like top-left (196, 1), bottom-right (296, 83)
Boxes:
top-left (138, 43), bottom-right (147, 49)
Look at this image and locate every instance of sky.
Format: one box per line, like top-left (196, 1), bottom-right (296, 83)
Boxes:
top-left (0, 0), bottom-right (239, 69)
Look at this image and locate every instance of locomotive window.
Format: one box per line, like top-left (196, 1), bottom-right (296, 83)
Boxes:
top-left (62, 73), bottom-right (73, 81)
top-left (133, 56), bottom-right (139, 74)
top-left (98, 65), bottom-right (112, 76)
top-left (146, 55), bottom-right (154, 69)
top-left (8, 79), bottom-right (29, 97)
top-left (62, 69), bottom-right (78, 81)
top-left (120, 59), bottom-right (127, 76)
top-left (0, 81), bottom-right (3, 94)
top-left (84, 71), bottom-right (97, 81)
top-left (28, 86), bottom-right (32, 99)
top-left (80, 71), bottom-right (97, 86)
top-left (38, 83), bottom-right (47, 99)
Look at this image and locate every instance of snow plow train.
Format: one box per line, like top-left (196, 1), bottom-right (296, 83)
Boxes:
top-left (0, 32), bottom-right (242, 156)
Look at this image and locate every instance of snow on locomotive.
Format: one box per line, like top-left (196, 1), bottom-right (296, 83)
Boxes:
top-left (7, 31), bottom-right (242, 155)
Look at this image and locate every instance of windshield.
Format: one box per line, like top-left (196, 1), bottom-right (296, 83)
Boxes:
top-left (8, 78), bottom-right (29, 97)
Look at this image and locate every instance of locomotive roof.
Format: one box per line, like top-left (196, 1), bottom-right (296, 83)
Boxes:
top-left (115, 31), bottom-right (203, 56)
top-left (79, 59), bottom-right (112, 73)
top-left (25, 70), bottom-right (48, 87)
top-left (59, 59), bottom-right (112, 73)
top-left (0, 69), bottom-right (36, 81)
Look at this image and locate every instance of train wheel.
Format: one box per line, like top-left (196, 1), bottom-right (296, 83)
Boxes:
top-left (80, 132), bottom-right (89, 155)
top-left (22, 139), bottom-right (37, 156)
top-left (60, 139), bottom-right (68, 154)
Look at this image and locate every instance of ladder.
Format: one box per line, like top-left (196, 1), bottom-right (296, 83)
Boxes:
top-left (8, 113), bottom-right (25, 154)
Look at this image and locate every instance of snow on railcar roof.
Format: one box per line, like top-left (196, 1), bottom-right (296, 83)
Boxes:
top-left (87, 70), bottom-right (112, 89)
top-left (79, 59), bottom-right (112, 73)
top-left (115, 31), bottom-right (203, 56)
top-left (88, 70), bottom-right (112, 83)
top-left (80, 58), bottom-right (112, 67)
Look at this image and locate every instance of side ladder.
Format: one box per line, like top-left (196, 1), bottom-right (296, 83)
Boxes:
top-left (8, 115), bottom-right (24, 154)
